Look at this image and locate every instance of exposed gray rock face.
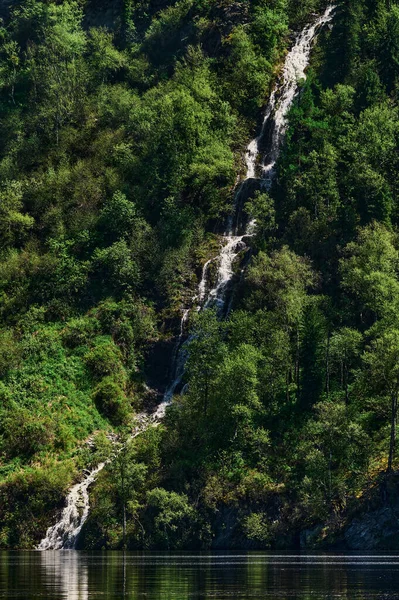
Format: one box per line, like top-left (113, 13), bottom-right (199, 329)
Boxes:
top-left (344, 504), bottom-right (399, 550)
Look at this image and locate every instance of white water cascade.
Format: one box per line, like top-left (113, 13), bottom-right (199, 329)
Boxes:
top-left (38, 417), bottom-right (150, 550)
top-left (38, 6), bottom-right (334, 551)
top-left (155, 308), bottom-right (191, 418)
top-left (38, 463), bottom-right (105, 550)
top-left (196, 5), bottom-right (335, 313)
top-left (246, 5), bottom-right (336, 186)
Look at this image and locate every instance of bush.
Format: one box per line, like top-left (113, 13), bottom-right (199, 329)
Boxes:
top-left (145, 488), bottom-right (196, 549)
top-left (241, 513), bottom-right (271, 547)
top-left (93, 376), bottom-right (130, 424)
top-left (0, 408), bottom-right (55, 459)
top-left (84, 337), bottom-right (124, 379)
top-left (0, 459), bottom-right (75, 549)
top-left (0, 330), bottom-right (21, 376)
top-left (61, 316), bottom-right (101, 349)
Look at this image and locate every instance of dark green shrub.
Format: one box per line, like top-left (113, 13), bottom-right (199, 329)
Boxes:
top-left (61, 316), bottom-right (101, 349)
top-left (84, 337), bottom-right (124, 379)
top-left (93, 376), bottom-right (130, 424)
top-left (0, 408), bottom-right (55, 459)
top-left (0, 459), bottom-right (75, 549)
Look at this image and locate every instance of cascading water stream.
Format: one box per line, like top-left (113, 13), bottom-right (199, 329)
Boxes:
top-left (161, 4), bottom-right (335, 401)
top-left (38, 463), bottom-right (105, 550)
top-left (251, 5), bottom-right (336, 186)
top-left (38, 416), bottom-right (150, 550)
top-left (155, 308), bottom-right (190, 418)
top-left (38, 6), bottom-right (334, 551)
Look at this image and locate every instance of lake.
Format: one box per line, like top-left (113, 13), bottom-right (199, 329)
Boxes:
top-left (1, 552), bottom-right (399, 599)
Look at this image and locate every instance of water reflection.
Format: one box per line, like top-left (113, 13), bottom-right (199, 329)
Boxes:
top-left (40, 551), bottom-right (89, 600)
top-left (1, 552), bottom-right (399, 599)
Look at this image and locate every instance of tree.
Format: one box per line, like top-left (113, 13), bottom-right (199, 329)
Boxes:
top-left (245, 247), bottom-right (316, 327)
top-left (222, 26), bottom-right (272, 116)
top-left (26, 2), bottom-right (87, 144)
top-left (186, 310), bottom-right (227, 418)
top-left (111, 437), bottom-right (148, 548)
top-left (330, 328), bottom-right (363, 402)
top-left (299, 299), bottom-right (327, 411)
top-left (0, 181), bottom-right (34, 249)
top-left (98, 192), bottom-right (137, 243)
top-left (145, 488), bottom-right (196, 550)
top-left (245, 191), bottom-right (276, 251)
top-left (379, 6), bottom-right (399, 89)
top-left (87, 28), bottom-right (124, 84)
top-left (298, 398), bottom-right (369, 519)
top-left (93, 240), bottom-right (140, 296)
top-left (0, 39), bottom-right (20, 104)
top-left (211, 343), bottom-right (263, 449)
top-left (340, 222), bottom-right (399, 325)
top-left (363, 330), bottom-right (399, 472)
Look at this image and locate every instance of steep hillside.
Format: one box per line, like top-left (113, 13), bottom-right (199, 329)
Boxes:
top-left (1, 0), bottom-right (399, 551)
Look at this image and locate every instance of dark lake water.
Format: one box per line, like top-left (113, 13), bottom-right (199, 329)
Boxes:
top-left (1, 552), bottom-right (399, 599)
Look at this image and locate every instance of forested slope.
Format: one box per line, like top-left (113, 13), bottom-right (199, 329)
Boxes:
top-left (1, 0), bottom-right (399, 550)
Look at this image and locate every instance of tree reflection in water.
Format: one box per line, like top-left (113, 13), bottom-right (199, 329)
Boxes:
top-left (0, 552), bottom-right (399, 599)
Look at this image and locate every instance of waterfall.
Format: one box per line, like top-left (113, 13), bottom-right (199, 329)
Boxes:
top-left (155, 308), bottom-right (190, 419)
top-left (201, 4), bottom-right (336, 306)
top-left (38, 6), bottom-right (334, 551)
top-left (38, 463), bottom-right (105, 550)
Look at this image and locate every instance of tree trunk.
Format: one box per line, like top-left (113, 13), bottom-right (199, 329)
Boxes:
top-left (340, 360), bottom-right (344, 391)
top-left (286, 370), bottom-right (290, 403)
top-left (325, 332), bottom-right (330, 397)
top-left (344, 362), bottom-right (349, 405)
top-left (123, 503), bottom-right (127, 549)
top-left (120, 454), bottom-right (127, 548)
top-left (204, 375), bottom-right (209, 417)
top-left (295, 328), bottom-right (300, 390)
top-left (388, 392), bottom-right (398, 472)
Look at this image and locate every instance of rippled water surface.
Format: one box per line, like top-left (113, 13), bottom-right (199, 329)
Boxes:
top-left (2, 552), bottom-right (399, 599)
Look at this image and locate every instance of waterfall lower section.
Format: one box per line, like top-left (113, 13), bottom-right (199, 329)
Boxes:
top-left (38, 415), bottom-right (151, 550)
top-left (38, 6), bottom-right (335, 551)
top-left (38, 464), bottom-right (105, 551)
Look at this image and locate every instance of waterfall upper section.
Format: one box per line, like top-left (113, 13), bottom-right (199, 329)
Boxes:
top-left (201, 5), bottom-right (336, 305)
top-left (159, 5), bottom-right (335, 406)
top-left (246, 5), bottom-right (335, 187)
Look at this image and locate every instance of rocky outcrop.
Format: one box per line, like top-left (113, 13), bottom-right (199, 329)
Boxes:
top-left (344, 503), bottom-right (399, 550)
top-left (298, 475), bottom-right (399, 551)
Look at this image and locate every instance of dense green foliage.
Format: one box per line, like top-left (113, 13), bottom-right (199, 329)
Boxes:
top-left (1, 0), bottom-right (399, 550)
